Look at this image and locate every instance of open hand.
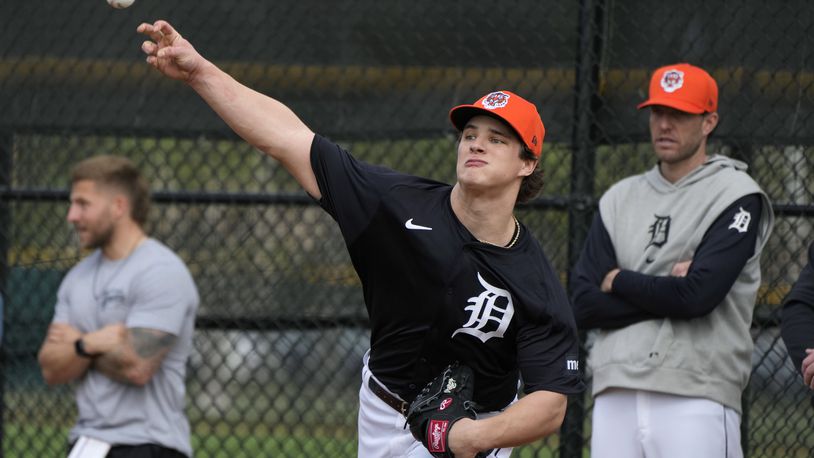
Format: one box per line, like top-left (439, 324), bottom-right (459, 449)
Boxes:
top-left (137, 20), bottom-right (203, 83)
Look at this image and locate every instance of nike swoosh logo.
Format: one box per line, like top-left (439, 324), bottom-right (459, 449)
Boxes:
top-left (645, 257), bottom-right (655, 263)
top-left (405, 218), bottom-right (432, 231)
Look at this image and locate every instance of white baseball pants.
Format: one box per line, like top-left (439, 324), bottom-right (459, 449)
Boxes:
top-left (590, 388), bottom-right (743, 458)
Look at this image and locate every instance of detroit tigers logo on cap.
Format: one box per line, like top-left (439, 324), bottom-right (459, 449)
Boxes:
top-left (660, 69), bottom-right (684, 93)
top-left (637, 63), bottom-right (718, 114)
top-left (481, 91), bottom-right (510, 109)
top-left (449, 90), bottom-right (545, 156)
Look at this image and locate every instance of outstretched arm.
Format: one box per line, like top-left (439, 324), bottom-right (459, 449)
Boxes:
top-left (137, 20), bottom-right (319, 198)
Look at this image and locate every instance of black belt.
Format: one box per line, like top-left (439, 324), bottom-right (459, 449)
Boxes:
top-left (368, 377), bottom-right (409, 416)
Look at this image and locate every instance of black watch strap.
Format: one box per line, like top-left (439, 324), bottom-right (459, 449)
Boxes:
top-left (74, 338), bottom-right (94, 358)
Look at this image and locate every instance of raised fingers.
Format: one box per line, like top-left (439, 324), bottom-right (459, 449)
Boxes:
top-left (137, 20), bottom-right (182, 45)
top-left (141, 40), bottom-right (158, 55)
top-left (155, 20), bottom-right (183, 44)
top-left (137, 22), bottom-right (164, 44)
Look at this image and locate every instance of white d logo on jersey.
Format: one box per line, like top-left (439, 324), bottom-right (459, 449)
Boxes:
top-left (452, 272), bottom-right (515, 343)
top-left (728, 207), bottom-right (752, 233)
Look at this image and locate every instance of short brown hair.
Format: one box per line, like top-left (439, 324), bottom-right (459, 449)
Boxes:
top-left (71, 155), bottom-right (151, 227)
top-left (517, 147), bottom-right (544, 204)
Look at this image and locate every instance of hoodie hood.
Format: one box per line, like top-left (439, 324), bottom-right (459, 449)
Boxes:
top-left (645, 154), bottom-right (748, 192)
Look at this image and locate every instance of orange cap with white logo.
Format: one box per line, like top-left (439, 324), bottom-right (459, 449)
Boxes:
top-left (637, 63), bottom-right (718, 114)
top-left (449, 90), bottom-right (545, 158)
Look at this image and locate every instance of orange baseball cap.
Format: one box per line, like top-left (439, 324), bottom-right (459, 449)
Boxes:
top-left (637, 63), bottom-right (718, 114)
top-left (449, 90), bottom-right (545, 158)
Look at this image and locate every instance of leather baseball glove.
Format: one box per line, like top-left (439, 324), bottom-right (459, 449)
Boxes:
top-left (405, 362), bottom-right (492, 457)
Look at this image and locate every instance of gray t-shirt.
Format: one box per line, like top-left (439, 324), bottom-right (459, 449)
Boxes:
top-left (52, 238), bottom-right (198, 456)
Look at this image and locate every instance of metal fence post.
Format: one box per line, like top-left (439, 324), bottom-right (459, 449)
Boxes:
top-left (560, 0), bottom-right (604, 457)
top-left (0, 128), bottom-right (12, 457)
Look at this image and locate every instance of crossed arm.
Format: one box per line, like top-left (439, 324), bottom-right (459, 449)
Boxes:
top-left (781, 242), bottom-right (814, 388)
top-left (37, 322), bottom-right (176, 386)
top-left (571, 194), bottom-right (762, 330)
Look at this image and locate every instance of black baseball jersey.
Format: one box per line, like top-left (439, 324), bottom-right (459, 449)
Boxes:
top-left (310, 135), bottom-right (584, 411)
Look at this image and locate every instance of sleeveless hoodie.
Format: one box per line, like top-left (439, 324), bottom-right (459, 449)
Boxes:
top-left (590, 154), bottom-right (773, 412)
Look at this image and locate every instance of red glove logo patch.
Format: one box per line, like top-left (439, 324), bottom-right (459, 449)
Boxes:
top-left (439, 397), bottom-right (453, 411)
top-left (428, 419), bottom-right (449, 453)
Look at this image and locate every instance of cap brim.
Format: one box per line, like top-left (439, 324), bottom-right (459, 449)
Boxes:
top-left (449, 101), bottom-right (543, 157)
top-left (637, 98), bottom-right (706, 114)
top-left (450, 105), bottom-right (525, 141)
top-left (449, 105), bottom-right (490, 131)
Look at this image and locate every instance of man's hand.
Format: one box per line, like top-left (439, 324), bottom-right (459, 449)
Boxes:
top-left (138, 20), bottom-right (204, 83)
top-left (601, 268), bottom-right (620, 293)
top-left (671, 260), bottom-right (692, 277)
top-left (802, 348), bottom-right (814, 389)
top-left (38, 323), bottom-right (91, 385)
top-left (447, 418), bottom-right (481, 458)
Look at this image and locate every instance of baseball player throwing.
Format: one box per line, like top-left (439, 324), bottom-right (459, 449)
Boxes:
top-left (138, 19), bottom-right (584, 458)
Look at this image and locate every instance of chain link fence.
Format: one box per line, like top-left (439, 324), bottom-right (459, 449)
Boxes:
top-left (1, 0), bottom-right (812, 456)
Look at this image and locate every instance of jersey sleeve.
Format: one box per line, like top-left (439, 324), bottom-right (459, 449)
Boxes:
top-left (612, 194), bottom-right (762, 319)
top-left (51, 276), bottom-right (71, 324)
top-left (125, 261), bottom-right (198, 336)
top-left (309, 134), bottom-right (412, 243)
top-left (570, 212), bottom-right (659, 329)
top-left (516, 251), bottom-right (585, 395)
top-left (781, 242), bottom-right (814, 374)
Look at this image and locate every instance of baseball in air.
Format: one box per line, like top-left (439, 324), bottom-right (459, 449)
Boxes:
top-left (107, 0), bottom-right (134, 8)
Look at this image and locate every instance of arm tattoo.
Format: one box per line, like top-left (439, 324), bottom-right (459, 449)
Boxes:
top-left (130, 328), bottom-right (177, 358)
top-left (93, 328), bottom-right (177, 385)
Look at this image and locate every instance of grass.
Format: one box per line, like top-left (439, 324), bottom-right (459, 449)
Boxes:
top-left (2, 421), bottom-right (571, 458)
top-left (2, 422), bottom-right (358, 458)
top-left (5, 386), bottom-right (813, 457)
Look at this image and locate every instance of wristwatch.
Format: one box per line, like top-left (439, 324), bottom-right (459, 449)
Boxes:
top-left (74, 338), bottom-right (95, 358)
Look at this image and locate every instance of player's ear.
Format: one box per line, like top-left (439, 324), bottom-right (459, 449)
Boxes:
top-left (519, 158), bottom-right (538, 177)
top-left (111, 193), bottom-right (130, 220)
top-left (518, 146), bottom-right (538, 177)
top-left (702, 112), bottom-right (719, 136)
